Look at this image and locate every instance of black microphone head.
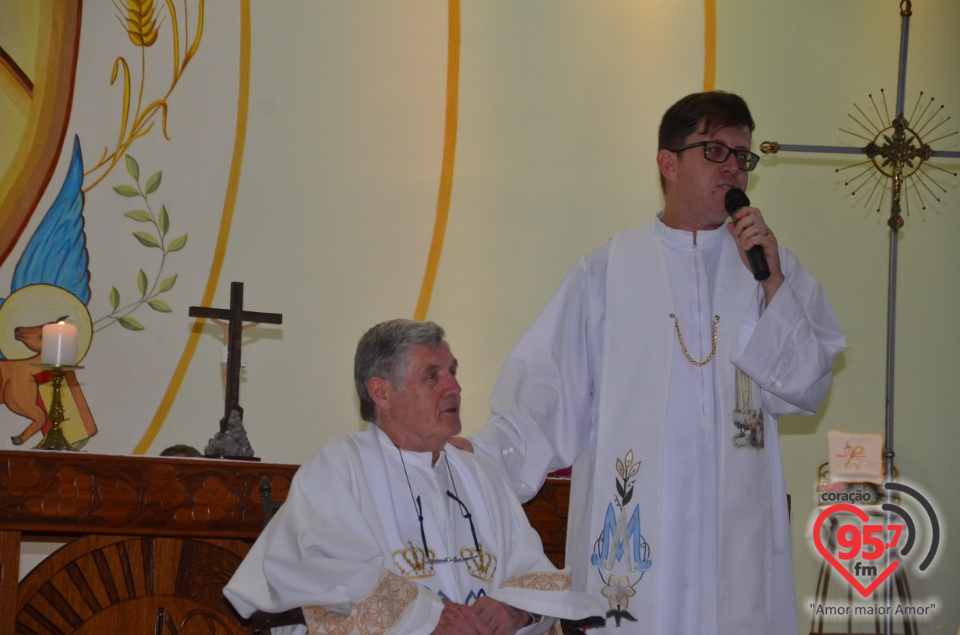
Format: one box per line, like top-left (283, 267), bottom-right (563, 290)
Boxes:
top-left (724, 188), bottom-right (750, 214)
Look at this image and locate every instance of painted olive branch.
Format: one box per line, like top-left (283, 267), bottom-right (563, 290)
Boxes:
top-left (93, 154), bottom-right (187, 333)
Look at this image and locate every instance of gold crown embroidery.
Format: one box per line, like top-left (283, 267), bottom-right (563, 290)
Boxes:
top-left (463, 544), bottom-right (497, 583)
top-left (392, 541), bottom-right (435, 579)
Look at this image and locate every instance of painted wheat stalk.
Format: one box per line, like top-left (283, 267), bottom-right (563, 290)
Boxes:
top-left (165, 0), bottom-right (205, 83)
top-left (85, 0), bottom-right (205, 192)
top-left (118, 0), bottom-right (159, 47)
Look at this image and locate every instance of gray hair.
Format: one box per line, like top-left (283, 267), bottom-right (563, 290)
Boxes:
top-left (355, 319), bottom-right (446, 423)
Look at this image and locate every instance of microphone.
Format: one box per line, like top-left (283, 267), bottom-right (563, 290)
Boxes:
top-left (725, 188), bottom-right (770, 281)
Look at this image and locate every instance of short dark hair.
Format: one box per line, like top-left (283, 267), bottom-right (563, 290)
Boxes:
top-left (658, 90), bottom-right (755, 151)
top-left (160, 444), bottom-right (202, 457)
top-left (354, 319), bottom-right (446, 423)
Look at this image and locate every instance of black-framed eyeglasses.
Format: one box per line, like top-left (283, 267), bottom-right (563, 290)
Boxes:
top-left (411, 489), bottom-right (482, 565)
top-left (670, 140), bottom-right (760, 171)
top-left (398, 447), bottom-right (483, 565)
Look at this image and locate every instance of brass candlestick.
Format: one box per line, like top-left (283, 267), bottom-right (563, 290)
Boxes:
top-left (34, 364), bottom-right (83, 451)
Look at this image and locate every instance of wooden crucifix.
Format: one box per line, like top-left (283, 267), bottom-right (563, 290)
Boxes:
top-left (189, 282), bottom-right (283, 431)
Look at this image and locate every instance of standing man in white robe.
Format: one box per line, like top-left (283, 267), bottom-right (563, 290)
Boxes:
top-left (224, 319), bottom-right (605, 635)
top-left (458, 92), bottom-right (846, 634)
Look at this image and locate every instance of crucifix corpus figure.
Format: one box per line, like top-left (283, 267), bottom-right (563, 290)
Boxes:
top-left (189, 282), bottom-right (282, 458)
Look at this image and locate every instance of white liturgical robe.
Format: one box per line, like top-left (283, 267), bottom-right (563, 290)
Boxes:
top-left (224, 425), bottom-right (606, 635)
top-left (470, 216), bottom-right (845, 635)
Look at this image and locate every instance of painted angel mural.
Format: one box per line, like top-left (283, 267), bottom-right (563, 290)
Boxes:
top-left (0, 0), bottom-right (241, 451)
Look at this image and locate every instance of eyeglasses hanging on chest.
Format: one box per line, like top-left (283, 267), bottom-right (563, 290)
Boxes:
top-left (397, 447), bottom-right (482, 565)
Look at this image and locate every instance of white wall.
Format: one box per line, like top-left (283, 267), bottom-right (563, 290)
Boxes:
top-left (150, 1), bottom-right (960, 631)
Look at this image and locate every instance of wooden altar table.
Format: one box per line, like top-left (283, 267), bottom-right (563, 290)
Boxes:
top-left (0, 450), bottom-right (569, 634)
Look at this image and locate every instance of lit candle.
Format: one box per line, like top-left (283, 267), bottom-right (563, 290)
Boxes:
top-left (41, 321), bottom-right (78, 366)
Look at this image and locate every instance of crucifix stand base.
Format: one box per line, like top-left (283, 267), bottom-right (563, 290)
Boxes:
top-left (203, 408), bottom-right (260, 461)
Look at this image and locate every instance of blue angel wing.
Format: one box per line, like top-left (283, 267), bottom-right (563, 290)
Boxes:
top-left (11, 135), bottom-right (91, 303)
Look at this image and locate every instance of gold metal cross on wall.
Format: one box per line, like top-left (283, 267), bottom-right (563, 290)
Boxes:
top-left (760, 1), bottom-right (958, 471)
top-left (759, 4), bottom-right (957, 632)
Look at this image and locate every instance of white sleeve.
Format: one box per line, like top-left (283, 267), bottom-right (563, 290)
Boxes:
top-left (733, 248), bottom-right (846, 415)
top-left (223, 450), bottom-right (444, 633)
top-left (471, 250), bottom-right (607, 502)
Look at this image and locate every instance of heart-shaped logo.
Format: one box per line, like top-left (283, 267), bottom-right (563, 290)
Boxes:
top-left (813, 503), bottom-right (899, 597)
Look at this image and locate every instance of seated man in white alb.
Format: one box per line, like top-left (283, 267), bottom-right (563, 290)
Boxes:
top-left (224, 319), bottom-right (605, 634)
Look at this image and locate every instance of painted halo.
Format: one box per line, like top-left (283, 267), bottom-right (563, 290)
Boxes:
top-left (0, 284), bottom-right (93, 362)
